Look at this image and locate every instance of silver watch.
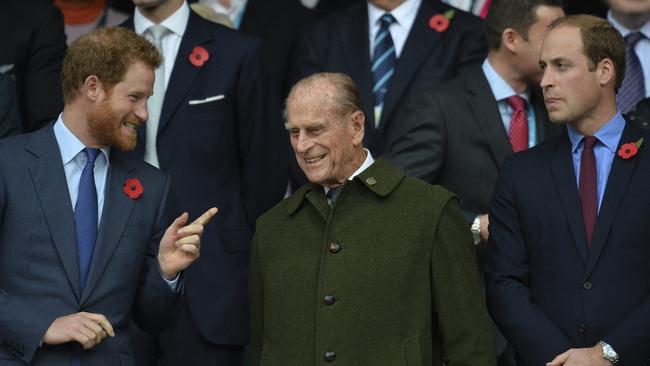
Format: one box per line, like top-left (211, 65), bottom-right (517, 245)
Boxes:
top-left (471, 216), bottom-right (482, 245)
top-left (598, 341), bottom-right (619, 365)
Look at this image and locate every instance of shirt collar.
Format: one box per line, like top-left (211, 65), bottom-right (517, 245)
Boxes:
top-left (482, 59), bottom-right (530, 103)
top-left (134, 1), bottom-right (189, 37)
top-left (53, 114), bottom-right (110, 165)
top-left (367, 0), bottom-right (421, 29)
top-left (324, 149), bottom-right (375, 193)
top-left (567, 112), bottom-right (626, 154)
top-left (607, 11), bottom-right (650, 39)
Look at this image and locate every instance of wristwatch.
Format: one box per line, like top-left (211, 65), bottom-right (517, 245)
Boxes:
top-left (598, 341), bottom-right (619, 365)
top-left (471, 216), bottom-right (481, 245)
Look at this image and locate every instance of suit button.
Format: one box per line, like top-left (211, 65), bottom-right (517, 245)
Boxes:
top-left (324, 294), bottom-right (336, 305)
top-left (324, 351), bottom-right (336, 362)
top-left (583, 282), bottom-right (592, 290)
top-left (577, 324), bottom-right (586, 333)
top-left (329, 242), bottom-right (341, 253)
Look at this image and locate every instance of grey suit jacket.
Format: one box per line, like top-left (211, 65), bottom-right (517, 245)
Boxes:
top-left (392, 66), bottom-right (562, 221)
top-left (0, 125), bottom-right (179, 365)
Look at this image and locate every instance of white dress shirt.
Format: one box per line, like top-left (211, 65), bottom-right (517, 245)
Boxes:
top-left (134, 2), bottom-right (190, 89)
top-left (608, 12), bottom-right (650, 98)
top-left (368, 0), bottom-right (421, 58)
top-left (324, 149), bottom-right (375, 195)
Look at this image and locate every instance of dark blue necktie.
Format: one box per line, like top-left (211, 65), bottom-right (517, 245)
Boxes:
top-left (372, 13), bottom-right (397, 127)
top-left (75, 148), bottom-right (100, 292)
top-left (618, 32), bottom-right (646, 114)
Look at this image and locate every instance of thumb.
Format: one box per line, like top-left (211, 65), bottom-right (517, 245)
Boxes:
top-left (169, 212), bottom-right (189, 232)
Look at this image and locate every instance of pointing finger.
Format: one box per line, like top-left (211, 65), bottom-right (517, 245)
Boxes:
top-left (192, 207), bottom-right (218, 226)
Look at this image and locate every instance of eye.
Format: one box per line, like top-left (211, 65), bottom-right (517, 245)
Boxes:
top-left (288, 128), bottom-right (300, 137)
top-left (307, 127), bottom-right (323, 135)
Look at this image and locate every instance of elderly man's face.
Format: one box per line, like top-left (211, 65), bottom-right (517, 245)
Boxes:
top-left (87, 61), bottom-right (153, 150)
top-left (539, 26), bottom-right (607, 125)
top-left (286, 91), bottom-right (364, 189)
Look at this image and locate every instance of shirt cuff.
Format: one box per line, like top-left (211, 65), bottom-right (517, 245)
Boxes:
top-left (161, 272), bottom-right (181, 292)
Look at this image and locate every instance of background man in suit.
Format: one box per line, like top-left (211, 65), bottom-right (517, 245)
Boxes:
top-left (123, 0), bottom-right (287, 365)
top-left (0, 0), bottom-right (67, 133)
top-left (0, 73), bottom-right (22, 138)
top-left (289, 0), bottom-right (486, 180)
top-left (486, 15), bottom-right (650, 365)
top-left (0, 26), bottom-right (215, 365)
top-left (605, 0), bottom-right (650, 122)
top-left (250, 72), bottom-right (497, 366)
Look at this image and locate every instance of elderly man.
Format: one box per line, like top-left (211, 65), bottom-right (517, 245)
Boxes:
top-left (250, 72), bottom-right (496, 366)
top-left (0, 27), bottom-right (215, 365)
top-left (486, 15), bottom-right (650, 365)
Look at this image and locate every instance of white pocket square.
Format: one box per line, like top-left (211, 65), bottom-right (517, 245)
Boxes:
top-left (188, 95), bottom-right (225, 105)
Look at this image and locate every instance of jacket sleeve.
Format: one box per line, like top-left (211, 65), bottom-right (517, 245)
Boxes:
top-left (484, 157), bottom-right (574, 364)
top-left (431, 195), bottom-right (497, 366)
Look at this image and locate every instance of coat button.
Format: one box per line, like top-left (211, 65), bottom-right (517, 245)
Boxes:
top-left (583, 282), bottom-right (592, 290)
top-left (324, 294), bottom-right (336, 305)
top-left (328, 242), bottom-right (341, 253)
top-left (324, 351), bottom-right (336, 362)
top-left (577, 324), bottom-right (586, 333)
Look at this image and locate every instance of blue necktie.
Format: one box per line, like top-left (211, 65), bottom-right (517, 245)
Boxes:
top-left (618, 32), bottom-right (646, 114)
top-left (372, 13), bottom-right (397, 127)
top-left (75, 148), bottom-right (100, 292)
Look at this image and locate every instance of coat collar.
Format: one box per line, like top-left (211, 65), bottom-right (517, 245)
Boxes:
top-left (286, 157), bottom-right (405, 215)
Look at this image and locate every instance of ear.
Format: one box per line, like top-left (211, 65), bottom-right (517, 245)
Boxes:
top-left (349, 111), bottom-right (365, 146)
top-left (81, 75), bottom-right (105, 102)
top-left (596, 58), bottom-right (615, 87)
top-left (501, 28), bottom-right (521, 53)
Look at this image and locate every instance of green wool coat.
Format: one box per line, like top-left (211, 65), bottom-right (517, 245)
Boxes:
top-left (250, 158), bottom-right (496, 366)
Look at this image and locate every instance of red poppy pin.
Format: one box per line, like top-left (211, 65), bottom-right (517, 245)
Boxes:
top-left (123, 178), bottom-right (143, 200)
top-left (429, 9), bottom-right (455, 33)
top-left (189, 46), bottom-right (209, 67)
top-left (617, 138), bottom-right (643, 159)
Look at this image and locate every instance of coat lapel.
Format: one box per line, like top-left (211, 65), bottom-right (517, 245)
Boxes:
top-left (549, 132), bottom-right (589, 264)
top-left (378, 0), bottom-right (441, 130)
top-left (80, 155), bottom-right (136, 304)
top-left (26, 127), bottom-right (82, 300)
top-left (337, 4), bottom-right (375, 134)
top-left (157, 11), bottom-right (212, 134)
top-left (465, 68), bottom-right (512, 167)
top-left (585, 122), bottom-right (641, 277)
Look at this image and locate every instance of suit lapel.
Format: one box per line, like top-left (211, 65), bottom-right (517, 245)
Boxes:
top-left (378, 0), bottom-right (441, 130)
top-left (26, 127), bottom-right (82, 300)
top-left (549, 132), bottom-right (589, 264)
top-left (585, 122), bottom-right (641, 277)
top-left (158, 11), bottom-right (212, 134)
top-left (337, 4), bottom-right (374, 133)
top-left (465, 68), bottom-right (512, 167)
top-left (80, 154), bottom-right (136, 304)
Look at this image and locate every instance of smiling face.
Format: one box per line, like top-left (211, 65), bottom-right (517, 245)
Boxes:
top-left (285, 82), bottom-right (365, 188)
top-left (539, 25), bottom-right (612, 127)
top-left (87, 61), bottom-right (153, 151)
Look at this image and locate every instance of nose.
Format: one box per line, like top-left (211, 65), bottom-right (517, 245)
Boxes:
top-left (293, 131), bottom-right (313, 154)
top-left (540, 68), bottom-right (553, 90)
top-left (135, 100), bottom-right (149, 122)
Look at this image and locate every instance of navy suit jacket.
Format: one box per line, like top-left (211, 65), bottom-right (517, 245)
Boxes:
top-left (0, 126), bottom-right (179, 365)
top-left (485, 121), bottom-right (650, 365)
top-left (289, 0), bottom-right (486, 155)
top-left (123, 10), bottom-right (288, 345)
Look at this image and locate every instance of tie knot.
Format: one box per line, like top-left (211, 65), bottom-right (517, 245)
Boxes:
top-left (85, 148), bottom-right (100, 165)
top-left (506, 95), bottom-right (526, 111)
top-left (326, 186), bottom-right (342, 206)
top-left (148, 24), bottom-right (169, 43)
top-left (582, 136), bottom-right (598, 150)
top-left (379, 13), bottom-right (396, 28)
top-left (626, 32), bottom-right (645, 48)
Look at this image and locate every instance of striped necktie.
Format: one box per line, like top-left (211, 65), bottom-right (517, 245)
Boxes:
top-left (372, 13), bottom-right (397, 127)
top-left (618, 32), bottom-right (646, 114)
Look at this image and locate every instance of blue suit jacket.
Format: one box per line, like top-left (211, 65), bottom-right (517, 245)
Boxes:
top-left (289, 0), bottom-right (486, 157)
top-left (0, 126), bottom-right (179, 365)
top-left (122, 10), bottom-right (288, 345)
top-left (485, 121), bottom-right (650, 365)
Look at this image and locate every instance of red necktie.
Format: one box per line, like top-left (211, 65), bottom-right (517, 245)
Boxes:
top-left (507, 96), bottom-right (528, 153)
top-left (579, 136), bottom-right (598, 248)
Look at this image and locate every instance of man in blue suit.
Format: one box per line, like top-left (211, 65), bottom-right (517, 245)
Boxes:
top-left (486, 15), bottom-right (650, 365)
top-left (123, 0), bottom-right (288, 365)
top-left (290, 0), bottom-right (486, 180)
top-left (0, 27), bottom-right (216, 365)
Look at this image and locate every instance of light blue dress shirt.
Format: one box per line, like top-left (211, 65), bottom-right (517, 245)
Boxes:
top-left (567, 112), bottom-right (626, 211)
top-left (482, 59), bottom-right (538, 148)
